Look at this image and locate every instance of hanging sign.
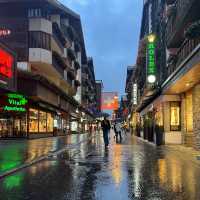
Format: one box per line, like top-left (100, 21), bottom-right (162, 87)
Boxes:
top-left (101, 92), bottom-right (119, 110)
top-left (147, 34), bottom-right (156, 84)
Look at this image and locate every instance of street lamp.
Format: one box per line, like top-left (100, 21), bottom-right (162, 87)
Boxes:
top-left (147, 74), bottom-right (156, 84)
top-left (147, 34), bottom-right (156, 43)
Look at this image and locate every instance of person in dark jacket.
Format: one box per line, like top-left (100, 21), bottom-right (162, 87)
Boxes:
top-left (101, 117), bottom-right (111, 148)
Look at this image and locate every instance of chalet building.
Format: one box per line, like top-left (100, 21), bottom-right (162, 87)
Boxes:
top-left (132, 0), bottom-right (200, 149)
top-left (0, 0), bottom-right (89, 138)
top-left (95, 80), bottom-right (103, 114)
top-left (160, 0), bottom-right (200, 148)
top-left (81, 57), bottom-right (99, 131)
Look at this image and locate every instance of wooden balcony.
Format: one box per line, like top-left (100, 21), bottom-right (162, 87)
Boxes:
top-left (166, 0), bottom-right (198, 47)
top-left (52, 22), bottom-right (67, 48)
top-left (167, 37), bottom-right (200, 77)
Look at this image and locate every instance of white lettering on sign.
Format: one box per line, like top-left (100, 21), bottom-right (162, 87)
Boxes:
top-left (133, 83), bottom-right (137, 105)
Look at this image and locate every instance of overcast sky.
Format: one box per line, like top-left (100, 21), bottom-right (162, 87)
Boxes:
top-left (61, 0), bottom-right (143, 96)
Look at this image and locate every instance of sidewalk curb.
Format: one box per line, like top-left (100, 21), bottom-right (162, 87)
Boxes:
top-left (0, 134), bottom-right (96, 179)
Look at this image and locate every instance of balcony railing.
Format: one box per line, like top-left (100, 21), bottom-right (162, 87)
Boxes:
top-left (52, 22), bottom-right (67, 48)
top-left (52, 54), bottom-right (64, 77)
top-left (52, 51), bottom-right (70, 77)
top-left (166, 0), bottom-right (196, 46)
top-left (167, 37), bottom-right (200, 76)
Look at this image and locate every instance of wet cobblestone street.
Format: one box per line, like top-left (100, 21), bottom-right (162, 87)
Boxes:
top-left (0, 134), bottom-right (90, 176)
top-left (1, 132), bottom-right (200, 200)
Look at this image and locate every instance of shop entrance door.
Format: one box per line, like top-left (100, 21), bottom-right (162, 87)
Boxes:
top-left (13, 116), bottom-right (27, 138)
top-left (13, 118), bottom-right (21, 137)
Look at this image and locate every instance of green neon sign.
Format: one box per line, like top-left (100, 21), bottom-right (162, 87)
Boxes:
top-left (2, 93), bottom-right (28, 112)
top-left (147, 34), bottom-right (156, 83)
top-left (4, 106), bottom-right (26, 112)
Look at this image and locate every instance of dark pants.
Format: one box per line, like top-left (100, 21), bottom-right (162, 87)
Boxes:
top-left (103, 129), bottom-right (109, 147)
top-left (116, 131), bottom-right (122, 142)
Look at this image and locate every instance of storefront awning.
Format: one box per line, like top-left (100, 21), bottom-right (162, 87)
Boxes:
top-left (136, 88), bottom-right (161, 113)
top-left (139, 94), bottom-right (181, 116)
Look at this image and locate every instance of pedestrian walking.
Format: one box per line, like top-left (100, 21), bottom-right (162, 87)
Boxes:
top-left (101, 117), bottom-right (111, 148)
top-left (115, 121), bottom-right (122, 143)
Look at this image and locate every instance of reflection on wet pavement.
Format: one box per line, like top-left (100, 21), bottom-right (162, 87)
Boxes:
top-left (1, 132), bottom-right (200, 200)
top-left (0, 134), bottom-right (90, 175)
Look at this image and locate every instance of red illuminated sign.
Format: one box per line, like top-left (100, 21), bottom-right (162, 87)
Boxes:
top-left (0, 29), bottom-right (11, 37)
top-left (0, 48), bottom-right (13, 78)
top-left (101, 92), bottom-right (119, 110)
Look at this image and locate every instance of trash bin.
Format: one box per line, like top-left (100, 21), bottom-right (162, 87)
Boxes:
top-left (53, 127), bottom-right (58, 136)
top-left (155, 125), bottom-right (163, 146)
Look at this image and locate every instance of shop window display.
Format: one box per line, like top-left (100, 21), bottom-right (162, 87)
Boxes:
top-left (0, 118), bottom-right (11, 137)
top-left (155, 105), bottom-right (164, 127)
top-left (13, 119), bottom-right (20, 136)
top-left (71, 121), bottom-right (78, 132)
top-left (54, 116), bottom-right (62, 130)
top-left (29, 108), bottom-right (39, 133)
top-left (62, 119), bottom-right (68, 134)
top-left (186, 91), bottom-right (193, 132)
top-left (21, 116), bottom-right (27, 135)
top-left (47, 113), bottom-right (53, 132)
top-left (170, 102), bottom-right (181, 131)
top-left (39, 111), bottom-right (47, 132)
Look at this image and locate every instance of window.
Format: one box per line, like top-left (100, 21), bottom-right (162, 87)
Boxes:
top-left (47, 113), bottom-right (53, 132)
top-left (170, 102), bottom-right (181, 131)
top-left (28, 8), bottom-right (50, 19)
top-left (29, 31), bottom-right (51, 50)
top-left (39, 111), bottom-right (47, 132)
top-left (29, 108), bottom-right (39, 133)
top-left (54, 116), bottom-right (62, 130)
top-left (28, 8), bottom-right (42, 18)
top-left (155, 104), bottom-right (163, 127)
top-left (186, 91), bottom-right (193, 132)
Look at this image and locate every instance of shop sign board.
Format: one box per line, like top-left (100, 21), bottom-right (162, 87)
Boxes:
top-left (0, 44), bottom-right (16, 90)
top-left (0, 48), bottom-right (13, 78)
top-left (147, 34), bottom-right (156, 84)
top-left (0, 29), bottom-right (11, 37)
top-left (101, 92), bottom-right (119, 110)
top-left (0, 93), bottom-right (28, 112)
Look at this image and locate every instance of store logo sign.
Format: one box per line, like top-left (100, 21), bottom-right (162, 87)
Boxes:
top-left (0, 48), bottom-right (13, 78)
top-left (0, 29), bottom-right (11, 37)
top-left (147, 34), bottom-right (156, 84)
top-left (2, 93), bottom-right (28, 112)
